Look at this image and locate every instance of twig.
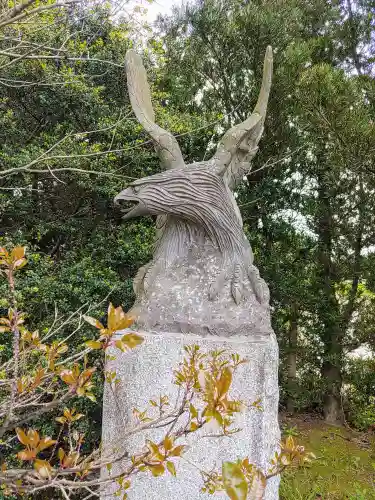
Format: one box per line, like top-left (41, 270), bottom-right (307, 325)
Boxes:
top-left (0, 0), bottom-right (80, 29)
top-left (59, 484), bottom-right (71, 500)
top-left (0, 50), bottom-right (124, 68)
top-left (249, 146), bottom-right (305, 177)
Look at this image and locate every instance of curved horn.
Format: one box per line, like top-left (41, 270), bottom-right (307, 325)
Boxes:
top-left (125, 49), bottom-right (185, 170)
top-left (212, 46), bottom-right (273, 178)
top-left (252, 45), bottom-right (273, 122)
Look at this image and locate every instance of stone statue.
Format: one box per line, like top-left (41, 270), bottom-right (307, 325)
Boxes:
top-left (114, 47), bottom-right (273, 337)
top-left (103, 48), bottom-right (280, 500)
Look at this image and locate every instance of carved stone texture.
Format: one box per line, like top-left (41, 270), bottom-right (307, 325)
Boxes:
top-left (103, 49), bottom-right (281, 500)
top-left (101, 331), bottom-right (280, 499)
top-left (114, 47), bottom-right (273, 337)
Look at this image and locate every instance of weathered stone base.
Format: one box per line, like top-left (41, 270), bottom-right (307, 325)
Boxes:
top-left (101, 331), bottom-right (280, 499)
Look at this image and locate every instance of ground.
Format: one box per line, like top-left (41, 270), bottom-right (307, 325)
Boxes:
top-left (279, 414), bottom-right (375, 499)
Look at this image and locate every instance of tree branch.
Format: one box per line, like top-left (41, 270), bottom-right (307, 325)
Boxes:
top-left (0, 50), bottom-right (123, 68)
top-left (0, 0), bottom-right (80, 29)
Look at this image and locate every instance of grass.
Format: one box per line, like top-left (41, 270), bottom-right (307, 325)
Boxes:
top-left (280, 415), bottom-right (375, 499)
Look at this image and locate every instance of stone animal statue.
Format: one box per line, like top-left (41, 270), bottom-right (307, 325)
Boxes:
top-left (115, 47), bottom-right (273, 336)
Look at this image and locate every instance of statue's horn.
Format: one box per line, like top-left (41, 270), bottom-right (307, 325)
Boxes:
top-left (125, 49), bottom-right (185, 170)
top-left (212, 46), bottom-right (273, 181)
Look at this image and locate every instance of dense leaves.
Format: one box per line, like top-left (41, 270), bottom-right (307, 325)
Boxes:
top-left (3, 247), bottom-right (283, 498)
top-left (1, 0), bottom-right (375, 487)
top-left (158, 0), bottom-right (375, 424)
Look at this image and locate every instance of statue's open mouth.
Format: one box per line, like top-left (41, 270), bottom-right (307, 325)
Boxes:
top-left (115, 197), bottom-right (140, 219)
top-left (117, 199), bottom-right (137, 213)
top-left (114, 188), bottom-right (147, 220)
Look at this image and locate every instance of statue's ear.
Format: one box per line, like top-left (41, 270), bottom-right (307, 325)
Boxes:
top-left (125, 50), bottom-right (185, 170)
top-left (212, 46), bottom-right (273, 188)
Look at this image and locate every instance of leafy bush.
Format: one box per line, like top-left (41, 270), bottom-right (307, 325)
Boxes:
top-left (0, 246), bottom-right (311, 498)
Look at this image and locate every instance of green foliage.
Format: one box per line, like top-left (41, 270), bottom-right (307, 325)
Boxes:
top-left (158, 0), bottom-right (375, 423)
top-left (1, 0), bottom-right (375, 477)
top-left (282, 425), bottom-right (300, 438)
top-left (0, 2), bottom-right (212, 325)
top-left (344, 358), bottom-right (375, 431)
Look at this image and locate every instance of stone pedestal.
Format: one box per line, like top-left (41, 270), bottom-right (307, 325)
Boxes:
top-left (101, 331), bottom-right (280, 499)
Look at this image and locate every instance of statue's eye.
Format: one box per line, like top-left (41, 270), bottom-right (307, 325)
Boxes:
top-left (133, 186), bottom-right (139, 194)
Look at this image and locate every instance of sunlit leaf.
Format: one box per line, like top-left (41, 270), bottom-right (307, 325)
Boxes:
top-left (146, 440), bottom-right (163, 460)
top-left (61, 451), bottom-right (79, 468)
top-left (115, 339), bottom-right (125, 351)
top-left (107, 303), bottom-right (116, 329)
top-left (60, 369), bottom-right (76, 385)
top-left (10, 247), bottom-right (25, 262)
top-left (85, 340), bottom-right (103, 350)
top-left (248, 472), bottom-right (266, 500)
top-left (34, 459), bottom-right (52, 479)
top-left (37, 437), bottom-right (56, 452)
top-left (57, 344), bottom-right (68, 354)
top-left (18, 449), bottom-right (36, 461)
top-left (27, 429), bottom-right (40, 448)
top-left (211, 410), bottom-right (223, 426)
top-left (222, 461), bottom-right (248, 500)
top-left (163, 436), bottom-right (173, 451)
top-left (120, 333), bottom-right (143, 349)
top-left (16, 428), bottom-right (29, 446)
top-left (166, 461), bottom-right (176, 476)
top-left (169, 445), bottom-right (186, 457)
top-left (217, 367), bottom-right (232, 397)
top-left (83, 315), bottom-right (104, 330)
top-left (285, 435), bottom-right (295, 450)
top-left (107, 303), bottom-right (135, 332)
top-left (13, 258), bottom-right (27, 270)
top-left (148, 463), bottom-right (165, 477)
top-left (189, 404), bottom-right (198, 419)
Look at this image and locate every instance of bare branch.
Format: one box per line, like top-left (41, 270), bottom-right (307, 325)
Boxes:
top-left (0, 0), bottom-right (80, 30)
top-left (0, 50), bottom-right (123, 67)
top-left (0, 0), bottom-right (36, 25)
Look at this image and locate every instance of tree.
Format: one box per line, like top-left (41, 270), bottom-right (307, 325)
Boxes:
top-left (0, 0), bottom-right (213, 325)
top-left (157, 0), bottom-right (375, 422)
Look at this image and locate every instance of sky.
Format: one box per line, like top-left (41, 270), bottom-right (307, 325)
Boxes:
top-left (146, 0), bottom-right (180, 21)
top-left (131, 0), bottom-right (181, 22)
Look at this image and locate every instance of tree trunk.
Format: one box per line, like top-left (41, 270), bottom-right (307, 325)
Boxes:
top-left (286, 303), bottom-right (298, 414)
top-left (316, 169), bottom-right (344, 424)
top-left (322, 360), bottom-right (343, 424)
